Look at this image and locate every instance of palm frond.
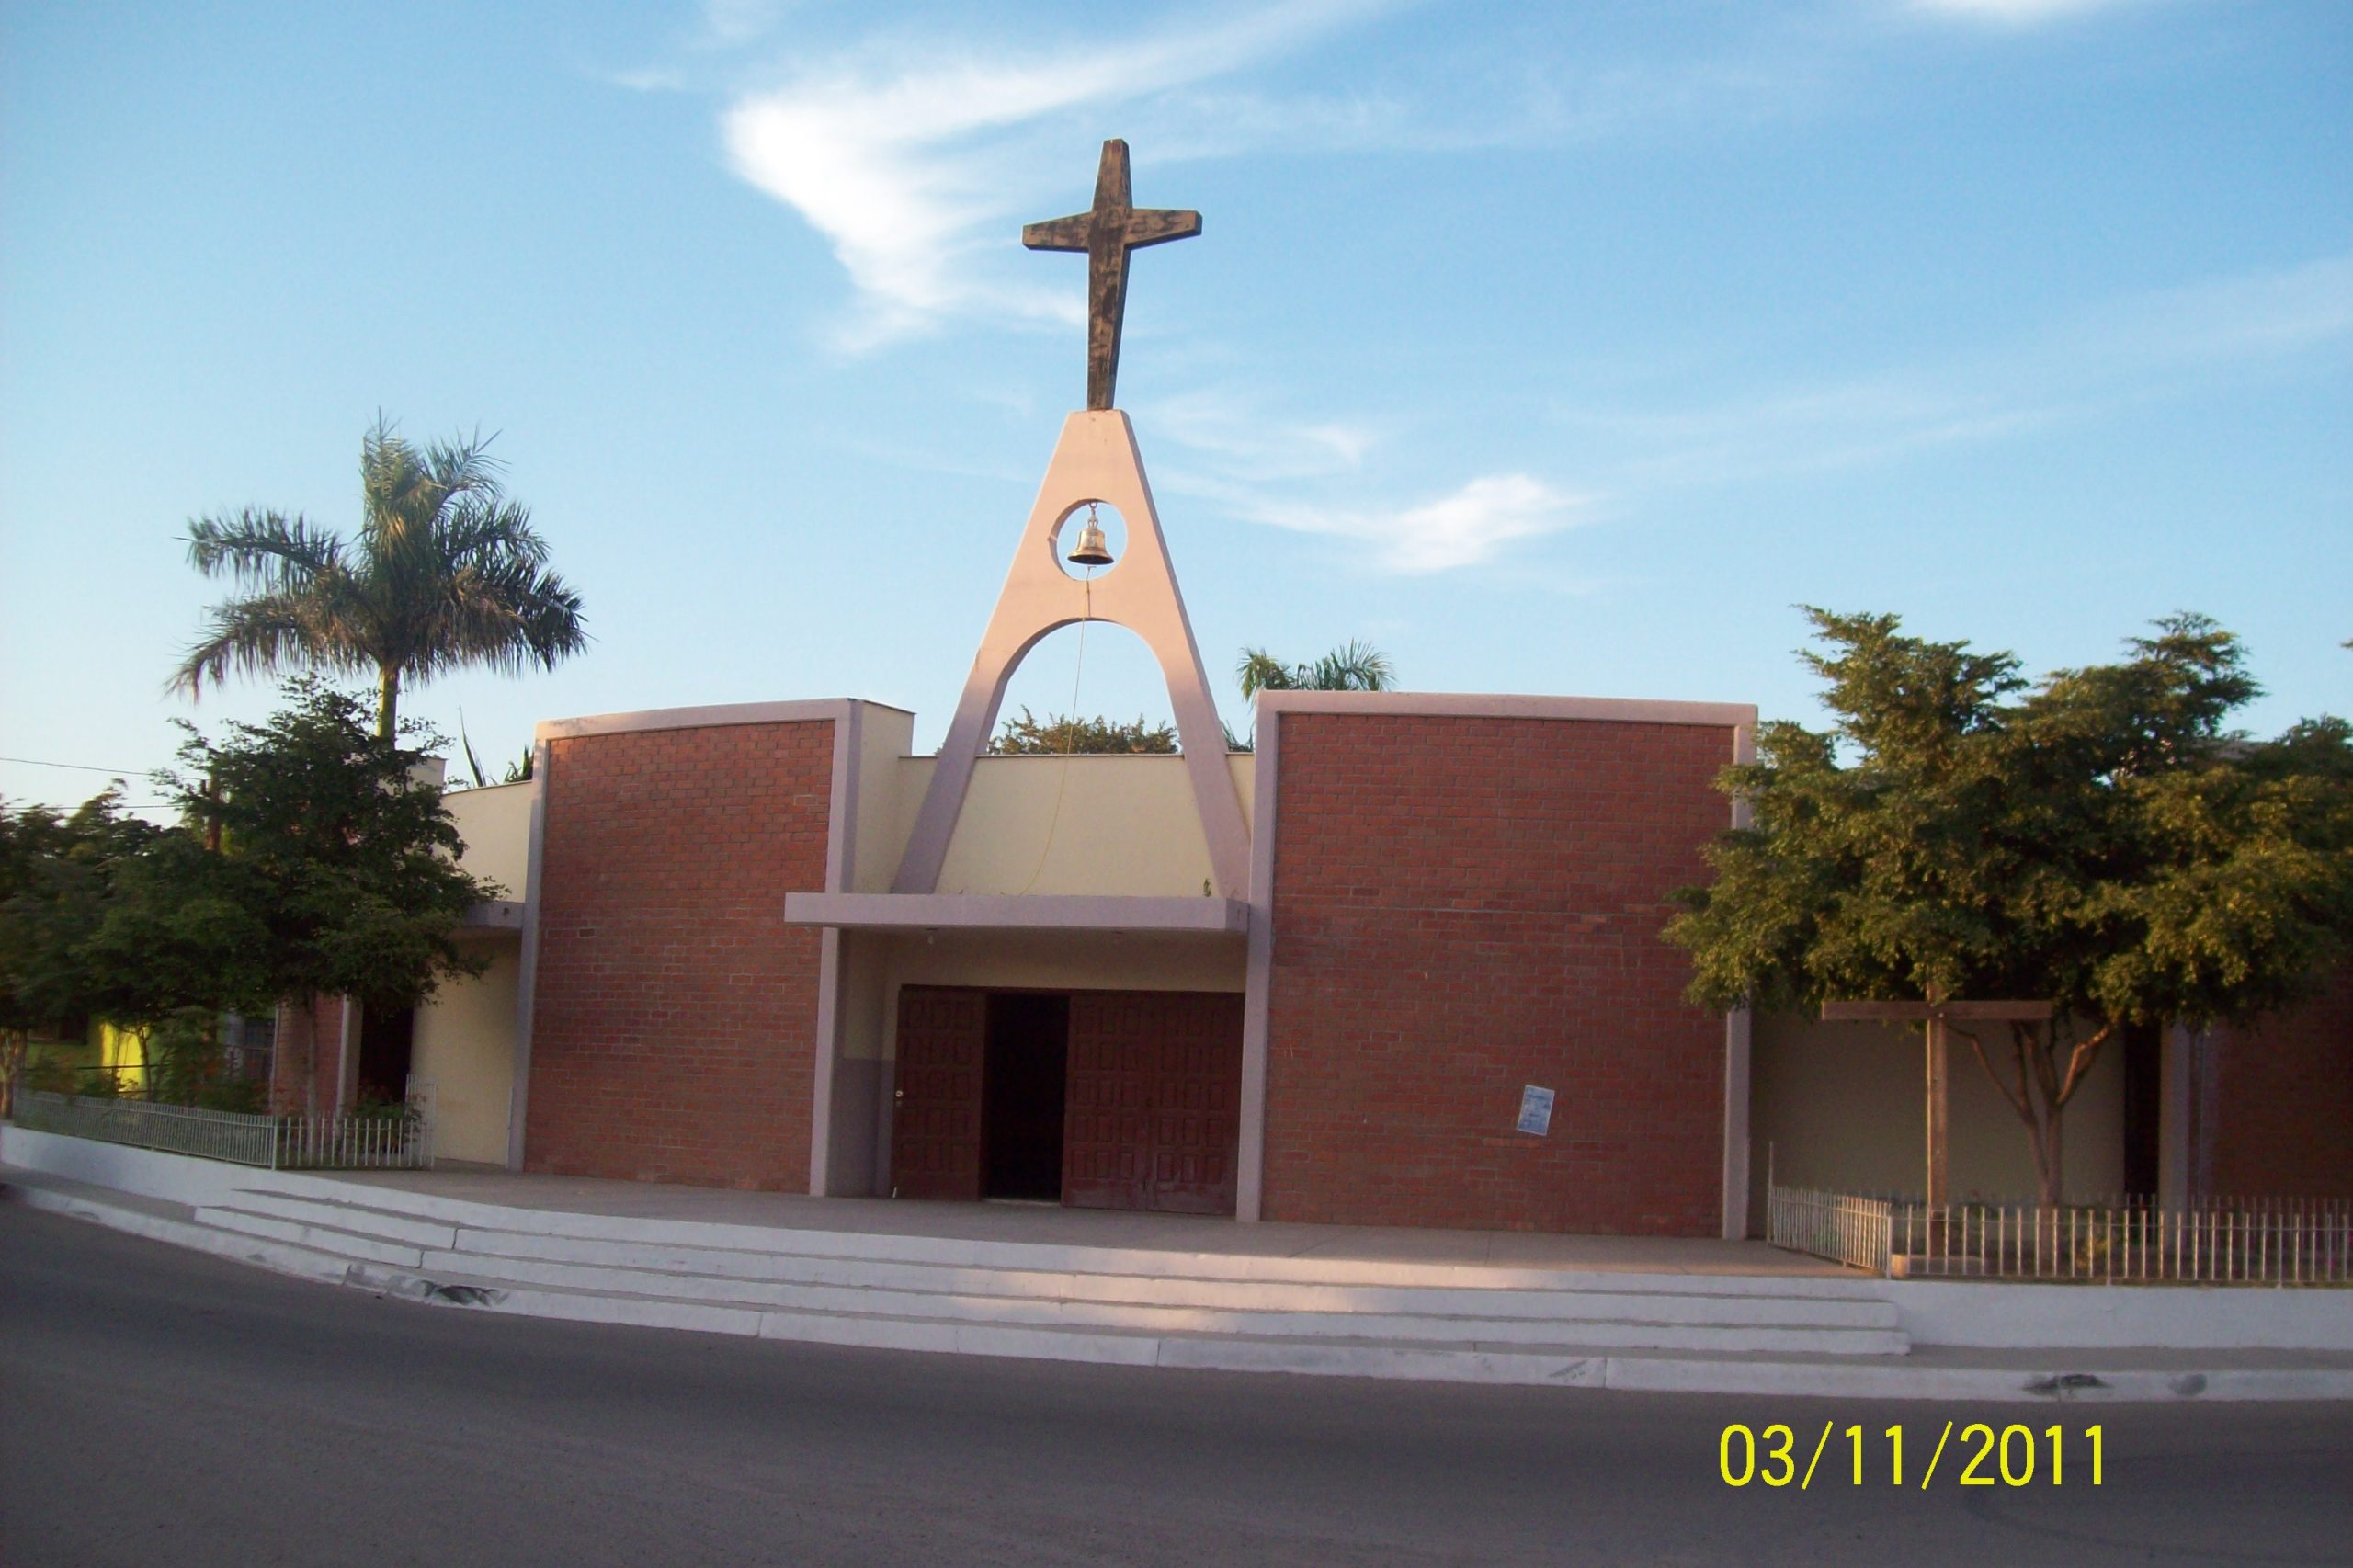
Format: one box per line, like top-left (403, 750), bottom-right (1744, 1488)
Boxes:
top-left (1237, 642), bottom-right (1395, 696)
top-left (1236, 649), bottom-right (1299, 699)
top-left (1312, 640), bottom-right (1395, 692)
top-left (437, 496), bottom-right (551, 570)
top-left (458, 712), bottom-right (490, 789)
top-left (185, 508), bottom-right (344, 590)
top-left (178, 417), bottom-right (587, 716)
top-left (360, 416), bottom-right (421, 537)
top-left (424, 427), bottom-right (506, 500)
top-left (400, 556), bottom-right (588, 680)
top-left (168, 591), bottom-right (359, 699)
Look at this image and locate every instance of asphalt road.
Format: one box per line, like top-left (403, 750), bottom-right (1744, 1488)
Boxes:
top-left (4, 1199), bottom-right (2350, 1567)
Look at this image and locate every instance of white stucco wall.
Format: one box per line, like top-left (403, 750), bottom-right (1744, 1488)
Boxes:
top-left (442, 778), bottom-right (533, 900)
top-left (1749, 1015), bottom-right (2128, 1230)
top-left (412, 943), bottom-right (520, 1165)
top-left (881, 753), bottom-right (1256, 898)
top-left (851, 706), bottom-right (916, 894)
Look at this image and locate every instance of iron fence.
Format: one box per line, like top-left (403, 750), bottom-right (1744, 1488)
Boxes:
top-left (1767, 1185), bottom-right (1895, 1273)
top-left (11, 1090), bottom-right (431, 1171)
top-left (275, 1110), bottom-right (432, 1170)
top-left (1767, 1183), bottom-right (2351, 1285)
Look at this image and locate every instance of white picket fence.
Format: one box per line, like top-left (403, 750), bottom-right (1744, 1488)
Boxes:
top-left (1768, 1183), bottom-right (2353, 1285)
top-left (12, 1091), bottom-right (431, 1171)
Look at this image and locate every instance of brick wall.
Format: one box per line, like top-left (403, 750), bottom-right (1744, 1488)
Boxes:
top-left (525, 720), bottom-right (833, 1188)
top-left (1262, 713), bottom-right (1733, 1234)
top-left (2210, 968), bottom-right (2353, 1198)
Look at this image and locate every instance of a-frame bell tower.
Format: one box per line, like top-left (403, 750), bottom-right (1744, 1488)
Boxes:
top-left (889, 140), bottom-right (1249, 897)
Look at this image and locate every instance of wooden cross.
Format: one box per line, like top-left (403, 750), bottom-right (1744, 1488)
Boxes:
top-left (1821, 997), bottom-right (2054, 1210)
top-left (1023, 139), bottom-right (1199, 412)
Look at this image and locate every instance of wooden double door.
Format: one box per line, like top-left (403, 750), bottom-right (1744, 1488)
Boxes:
top-left (891, 986), bottom-right (1243, 1216)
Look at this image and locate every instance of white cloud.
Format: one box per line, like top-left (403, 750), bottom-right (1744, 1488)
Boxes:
top-left (1556, 249), bottom-right (2353, 490)
top-left (720, 2), bottom-right (1392, 347)
top-left (1146, 387), bottom-right (1378, 483)
top-left (1140, 385), bottom-right (1577, 572)
top-left (709, 3), bottom-right (1840, 347)
top-left (2106, 250), bottom-right (2353, 365)
top-left (608, 63), bottom-right (688, 93)
top-left (1908, 0), bottom-right (2147, 23)
top-left (1233, 472), bottom-right (1586, 574)
top-left (700, 0), bottom-right (787, 49)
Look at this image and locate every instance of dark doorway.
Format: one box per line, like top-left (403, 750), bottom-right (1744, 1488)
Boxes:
top-left (2121, 1021), bottom-right (2163, 1199)
top-left (983, 993), bottom-right (1069, 1200)
top-left (356, 1006), bottom-right (415, 1105)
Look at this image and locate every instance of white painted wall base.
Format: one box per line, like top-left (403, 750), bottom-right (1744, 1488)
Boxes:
top-left (1, 1125), bottom-right (253, 1207)
top-left (1889, 1278), bottom-right (2353, 1353)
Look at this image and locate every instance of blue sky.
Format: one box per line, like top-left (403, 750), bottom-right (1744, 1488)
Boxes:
top-left (4, 0), bottom-right (2347, 809)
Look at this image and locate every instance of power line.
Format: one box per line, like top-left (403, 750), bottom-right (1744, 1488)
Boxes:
top-left (0, 756), bottom-right (153, 776)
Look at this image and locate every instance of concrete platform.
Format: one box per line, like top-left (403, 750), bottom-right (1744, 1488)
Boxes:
top-left (327, 1164), bottom-right (1848, 1277)
top-left (6, 1124), bottom-right (2349, 1402)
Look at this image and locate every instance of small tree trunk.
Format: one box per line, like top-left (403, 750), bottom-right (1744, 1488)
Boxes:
top-left (2038, 1105), bottom-right (2066, 1209)
top-left (376, 666), bottom-right (400, 741)
top-left (0, 1028), bottom-right (24, 1119)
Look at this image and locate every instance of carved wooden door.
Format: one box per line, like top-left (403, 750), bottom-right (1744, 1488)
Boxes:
top-left (1063, 992), bottom-right (1155, 1210)
top-left (1145, 992), bottom-right (1244, 1215)
top-left (1064, 991), bottom-right (1242, 1215)
top-left (892, 986), bottom-right (985, 1200)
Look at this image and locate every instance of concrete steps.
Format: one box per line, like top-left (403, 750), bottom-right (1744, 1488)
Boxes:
top-left (16, 1177), bottom-right (360, 1289)
top-left (340, 1261), bottom-right (1880, 1386)
top-left (421, 1225), bottom-right (1901, 1327)
top-left (392, 1246), bottom-right (1905, 1354)
top-left (211, 1189), bottom-right (459, 1251)
top-left (190, 1184), bottom-right (1907, 1363)
top-left (17, 1163), bottom-right (2353, 1401)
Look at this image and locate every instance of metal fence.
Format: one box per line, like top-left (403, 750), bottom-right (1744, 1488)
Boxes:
top-left (1768, 1185), bottom-right (1897, 1273)
top-left (11, 1091), bottom-right (431, 1171)
top-left (276, 1110), bottom-right (432, 1170)
top-left (1768, 1183), bottom-right (2353, 1285)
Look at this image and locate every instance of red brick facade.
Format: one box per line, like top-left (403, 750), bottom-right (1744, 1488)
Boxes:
top-left (2210, 969), bottom-right (2353, 1198)
top-left (1261, 713), bottom-right (1733, 1234)
top-left (524, 720), bottom-right (833, 1188)
top-left (270, 994), bottom-right (349, 1117)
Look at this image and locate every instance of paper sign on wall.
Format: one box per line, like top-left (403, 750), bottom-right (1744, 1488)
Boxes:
top-left (1516, 1085), bottom-right (1555, 1137)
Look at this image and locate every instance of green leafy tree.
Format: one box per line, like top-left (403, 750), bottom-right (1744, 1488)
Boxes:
top-left (172, 417), bottom-right (588, 739)
top-left (0, 792), bottom-right (160, 1114)
top-left (1666, 608), bottom-right (2353, 1205)
top-left (989, 709), bottom-right (1177, 756)
top-left (137, 679), bottom-right (501, 1016)
top-left (5, 682), bottom-right (501, 1109)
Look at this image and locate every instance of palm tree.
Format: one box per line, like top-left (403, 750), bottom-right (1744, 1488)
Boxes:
top-left (1227, 641), bottom-right (1395, 750)
top-left (1235, 640), bottom-right (1394, 698)
top-left (172, 419), bottom-right (588, 738)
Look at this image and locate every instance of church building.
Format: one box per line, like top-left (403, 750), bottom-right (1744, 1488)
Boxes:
top-left (271, 142), bottom-right (2349, 1239)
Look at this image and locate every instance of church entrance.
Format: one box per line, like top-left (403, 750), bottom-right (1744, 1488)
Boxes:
top-left (890, 985), bottom-right (1242, 1215)
top-left (983, 993), bottom-right (1068, 1200)
top-left (355, 1005), bottom-right (415, 1106)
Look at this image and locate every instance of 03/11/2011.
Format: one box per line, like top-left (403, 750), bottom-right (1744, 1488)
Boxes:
top-left (1719, 1421), bottom-right (2104, 1489)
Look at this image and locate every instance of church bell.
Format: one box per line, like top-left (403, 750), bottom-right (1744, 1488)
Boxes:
top-left (1066, 504), bottom-right (1114, 568)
